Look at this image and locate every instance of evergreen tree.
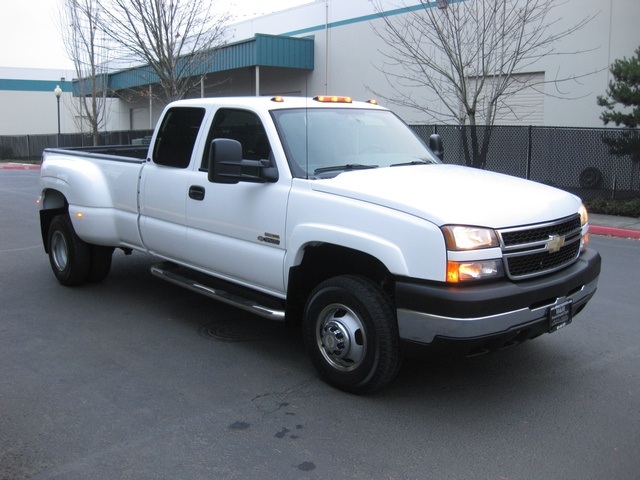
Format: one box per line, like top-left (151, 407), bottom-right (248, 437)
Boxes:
top-left (597, 47), bottom-right (640, 163)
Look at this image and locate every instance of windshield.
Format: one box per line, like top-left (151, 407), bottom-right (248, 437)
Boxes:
top-left (271, 108), bottom-right (441, 178)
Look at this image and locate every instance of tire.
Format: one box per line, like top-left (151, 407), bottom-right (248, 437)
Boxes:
top-left (579, 167), bottom-right (602, 189)
top-left (303, 275), bottom-right (402, 393)
top-left (88, 245), bottom-right (114, 283)
top-left (47, 215), bottom-right (91, 286)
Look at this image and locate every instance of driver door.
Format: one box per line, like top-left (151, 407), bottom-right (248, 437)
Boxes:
top-left (185, 108), bottom-right (290, 296)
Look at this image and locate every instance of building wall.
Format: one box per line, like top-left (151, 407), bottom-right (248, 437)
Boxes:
top-left (0, 67), bottom-right (123, 136)
top-left (230, 0), bottom-right (639, 127)
top-left (0, 68), bottom-right (75, 135)
top-left (236, 0), bottom-right (640, 127)
top-left (535, 0), bottom-right (639, 127)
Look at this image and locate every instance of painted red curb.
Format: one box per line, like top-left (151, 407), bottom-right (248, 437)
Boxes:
top-left (590, 225), bottom-right (640, 239)
top-left (0, 164), bottom-right (41, 170)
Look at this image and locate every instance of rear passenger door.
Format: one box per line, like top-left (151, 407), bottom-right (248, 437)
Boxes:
top-left (185, 108), bottom-right (290, 296)
top-left (139, 107), bottom-right (205, 262)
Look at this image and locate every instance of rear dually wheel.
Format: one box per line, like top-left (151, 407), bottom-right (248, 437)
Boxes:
top-left (47, 214), bottom-right (91, 286)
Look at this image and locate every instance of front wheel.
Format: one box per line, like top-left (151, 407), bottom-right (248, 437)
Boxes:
top-left (48, 214), bottom-right (91, 286)
top-left (303, 275), bottom-right (401, 393)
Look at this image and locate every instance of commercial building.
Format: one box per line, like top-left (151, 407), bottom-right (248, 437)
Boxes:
top-left (1, 0), bottom-right (638, 136)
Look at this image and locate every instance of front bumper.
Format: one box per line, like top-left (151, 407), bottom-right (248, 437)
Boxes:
top-left (395, 248), bottom-right (601, 346)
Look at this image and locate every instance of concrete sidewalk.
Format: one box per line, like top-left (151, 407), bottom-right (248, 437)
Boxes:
top-left (589, 213), bottom-right (640, 239)
top-left (2, 161), bottom-right (638, 239)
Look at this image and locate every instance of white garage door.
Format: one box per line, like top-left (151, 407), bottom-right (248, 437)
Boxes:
top-left (472, 72), bottom-right (545, 126)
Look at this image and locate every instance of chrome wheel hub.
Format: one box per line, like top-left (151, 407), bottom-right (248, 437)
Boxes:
top-left (317, 304), bottom-right (366, 372)
top-left (51, 230), bottom-right (68, 272)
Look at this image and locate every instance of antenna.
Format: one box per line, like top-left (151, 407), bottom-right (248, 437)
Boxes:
top-left (305, 76), bottom-right (309, 179)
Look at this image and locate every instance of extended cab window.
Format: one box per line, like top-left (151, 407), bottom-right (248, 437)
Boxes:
top-left (200, 109), bottom-right (272, 170)
top-left (153, 107), bottom-right (205, 168)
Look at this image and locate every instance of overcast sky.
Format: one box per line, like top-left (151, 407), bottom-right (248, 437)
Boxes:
top-left (0, 0), bottom-right (313, 70)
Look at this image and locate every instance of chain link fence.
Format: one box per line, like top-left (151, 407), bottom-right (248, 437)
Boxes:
top-left (411, 125), bottom-right (640, 201)
top-left (1, 125), bottom-right (638, 202)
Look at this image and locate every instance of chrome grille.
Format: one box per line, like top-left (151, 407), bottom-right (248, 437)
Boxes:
top-left (497, 215), bottom-right (583, 280)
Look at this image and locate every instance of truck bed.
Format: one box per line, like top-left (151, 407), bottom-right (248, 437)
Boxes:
top-left (43, 145), bottom-right (148, 162)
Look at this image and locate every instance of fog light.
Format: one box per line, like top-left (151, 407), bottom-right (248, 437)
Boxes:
top-left (447, 259), bottom-right (503, 283)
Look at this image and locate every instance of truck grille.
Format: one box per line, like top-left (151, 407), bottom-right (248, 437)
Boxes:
top-left (497, 215), bottom-right (582, 280)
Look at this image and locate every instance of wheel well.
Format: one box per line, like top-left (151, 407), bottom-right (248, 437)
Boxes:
top-left (39, 189), bottom-right (69, 253)
top-left (285, 243), bottom-right (394, 324)
top-left (41, 189), bottom-right (68, 210)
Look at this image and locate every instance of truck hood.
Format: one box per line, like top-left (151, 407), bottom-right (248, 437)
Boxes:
top-left (311, 164), bottom-right (582, 228)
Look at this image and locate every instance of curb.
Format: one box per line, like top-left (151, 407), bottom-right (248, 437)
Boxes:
top-left (590, 225), bottom-right (640, 240)
top-left (0, 163), bottom-right (41, 170)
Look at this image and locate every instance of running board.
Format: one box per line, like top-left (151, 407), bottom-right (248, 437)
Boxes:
top-left (150, 262), bottom-right (286, 321)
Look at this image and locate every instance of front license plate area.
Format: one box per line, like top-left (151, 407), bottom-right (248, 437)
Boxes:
top-left (548, 300), bottom-right (573, 332)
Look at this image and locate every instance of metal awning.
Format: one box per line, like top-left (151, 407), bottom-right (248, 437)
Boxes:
top-left (73, 34), bottom-right (314, 95)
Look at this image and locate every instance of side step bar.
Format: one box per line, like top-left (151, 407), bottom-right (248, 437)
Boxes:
top-left (150, 262), bottom-right (286, 321)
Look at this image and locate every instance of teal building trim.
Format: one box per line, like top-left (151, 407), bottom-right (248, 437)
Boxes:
top-left (0, 79), bottom-right (73, 93)
top-left (281, 0), bottom-right (464, 36)
top-left (281, 3), bottom-right (426, 36)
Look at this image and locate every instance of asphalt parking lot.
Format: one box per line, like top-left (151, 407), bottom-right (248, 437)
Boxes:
top-left (2, 170), bottom-right (640, 480)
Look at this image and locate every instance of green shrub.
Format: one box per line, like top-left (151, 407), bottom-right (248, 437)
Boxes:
top-left (586, 197), bottom-right (640, 217)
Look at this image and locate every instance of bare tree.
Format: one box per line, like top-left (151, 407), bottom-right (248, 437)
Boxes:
top-left (371, 0), bottom-right (596, 168)
top-left (60, 0), bottom-right (111, 146)
top-left (97, 0), bottom-right (230, 103)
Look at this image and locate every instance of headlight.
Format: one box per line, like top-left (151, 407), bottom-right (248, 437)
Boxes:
top-left (442, 225), bottom-right (502, 283)
top-left (579, 204), bottom-right (589, 251)
top-left (442, 225), bottom-right (499, 250)
top-left (447, 259), bottom-right (504, 283)
top-left (579, 204), bottom-right (588, 226)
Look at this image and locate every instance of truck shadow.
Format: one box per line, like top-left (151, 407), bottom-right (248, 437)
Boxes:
top-left (95, 250), bottom-right (572, 403)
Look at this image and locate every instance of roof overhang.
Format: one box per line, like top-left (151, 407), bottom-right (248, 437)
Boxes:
top-left (72, 34), bottom-right (314, 96)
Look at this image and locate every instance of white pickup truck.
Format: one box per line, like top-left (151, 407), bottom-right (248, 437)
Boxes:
top-left (39, 96), bottom-right (601, 393)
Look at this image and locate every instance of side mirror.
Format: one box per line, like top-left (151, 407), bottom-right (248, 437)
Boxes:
top-left (208, 138), bottom-right (243, 184)
top-left (208, 138), bottom-right (279, 184)
top-left (429, 134), bottom-right (444, 161)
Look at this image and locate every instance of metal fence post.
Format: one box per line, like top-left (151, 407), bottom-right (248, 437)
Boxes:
top-left (526, 125), bottom-right (532, 180)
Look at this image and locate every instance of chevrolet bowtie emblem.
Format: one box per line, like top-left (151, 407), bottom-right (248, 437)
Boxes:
top-left (547, 234), bottom-right (565, 253)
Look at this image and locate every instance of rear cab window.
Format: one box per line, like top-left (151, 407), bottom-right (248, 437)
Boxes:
top-left (152, 107), bottom-right (206, 168)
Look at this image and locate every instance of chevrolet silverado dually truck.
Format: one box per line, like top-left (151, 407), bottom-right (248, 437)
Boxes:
top-left (38, 96), bottom-right (601, 393)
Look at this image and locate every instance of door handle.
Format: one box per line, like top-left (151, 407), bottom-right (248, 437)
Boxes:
top-left (189, 185), bottom-right (205, 201)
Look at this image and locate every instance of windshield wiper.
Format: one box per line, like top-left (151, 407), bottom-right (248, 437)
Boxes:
top-left (390, 159), bottom-right (433, 167)
top-left (314, 164), bottom-right (378, 174)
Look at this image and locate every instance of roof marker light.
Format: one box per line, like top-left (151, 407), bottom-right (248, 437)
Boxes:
top-left (314, 95), bottom-right (352, 103)
top-left (271, 96), bottom-right (285, 102)
top-left (367, 99), bottom-right (378, 105)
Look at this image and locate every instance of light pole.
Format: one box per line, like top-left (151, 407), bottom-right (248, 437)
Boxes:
top-left (54, 85), bottom-right (62, 147)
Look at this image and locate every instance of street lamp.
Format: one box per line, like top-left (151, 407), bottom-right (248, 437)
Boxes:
top-left (54, 85), bottom-right (62, 147)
